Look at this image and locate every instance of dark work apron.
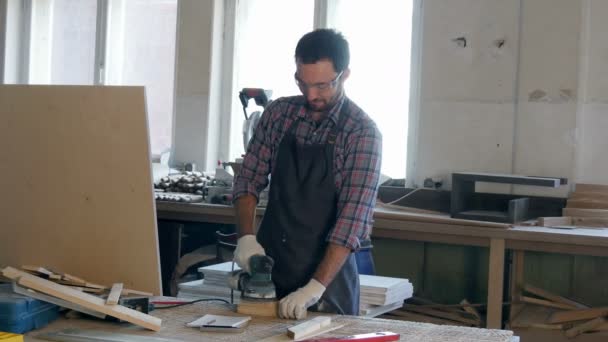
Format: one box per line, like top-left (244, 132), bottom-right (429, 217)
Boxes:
top-left (257, 106), bottom-right (359, 315)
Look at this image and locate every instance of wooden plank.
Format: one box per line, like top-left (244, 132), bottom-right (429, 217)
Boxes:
top-left (21, 265), bottom-right (53, 277)
top-left (548, 307), bottom-right (608, 324)
top-left (487, 238), bottom-right (505, 329)
top-left (562, 208), bottom-right (608, 218)
top-left (567, 199), bottom-right (608, 209)
top-left (460, 299), bottom-right (482, 323)
top-left (523, 284), bottom-right (588, 309)
top-left (516, 295), bottom-right (578, 310)
top-left (537, 217), bottom-right (572, 227)
top-left (575, 184), bottom-right (608, 193)
top-left (570, 192), bottom-right (608, 201)
top-left (571, 217), bottom-right (608, 227)
top-left (287, 316), bottom-right (331, 339)
top-left (565, 317), bottom-right (607, 338)
top-left (0, 85), bottom-right (162, 295)
top-left (2, 267), bottom-right (161, 331)
top-left (106, 283), bottom-right (124, 305)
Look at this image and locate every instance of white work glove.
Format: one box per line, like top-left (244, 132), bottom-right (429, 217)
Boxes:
top-left (279, 279), bottom-right (326, 320)
top-left (233, 234), bottom-right (265, 274)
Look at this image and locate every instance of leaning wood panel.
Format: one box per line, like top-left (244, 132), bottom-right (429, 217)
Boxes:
top-left (0, 85), bottom-right (161, 294)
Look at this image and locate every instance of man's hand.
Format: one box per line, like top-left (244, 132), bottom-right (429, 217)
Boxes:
top-left (279, 279), bottom-right (326, 319)
top-left (233, 234), bottom-right (265, 274)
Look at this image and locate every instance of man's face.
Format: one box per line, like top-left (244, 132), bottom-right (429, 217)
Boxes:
top-left (295, 59), bottom-right (349, 112)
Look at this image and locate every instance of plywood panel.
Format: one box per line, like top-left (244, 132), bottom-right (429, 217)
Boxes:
top-left (0, 85), bottom-right (161, 294)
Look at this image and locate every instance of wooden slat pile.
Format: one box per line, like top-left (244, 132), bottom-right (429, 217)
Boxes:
top-left (0, 266), bottom-right (160, 331)
top-left (536, 183), bottom-right (608, 228)
top-left (380, 297), bottom-right (483, 327)
top-left (510, 283), bottom-right (608, 338)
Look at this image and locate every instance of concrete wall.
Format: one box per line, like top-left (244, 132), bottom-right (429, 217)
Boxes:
top-left (413, 0), bottom-right (608, 195)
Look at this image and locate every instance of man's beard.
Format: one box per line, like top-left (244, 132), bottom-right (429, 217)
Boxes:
top-left (305, 87), bottom-right (342, 112)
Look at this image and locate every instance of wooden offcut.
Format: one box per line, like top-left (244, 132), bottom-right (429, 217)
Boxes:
top-left (237, 299), bottom-right (279, 317)
top-left (565, 316), bottom-right (607, 338)
top-left (106, 283), bottom-right (124, 305)
top-left (548, 307), bottom-right (608, 324)
top-left (0, 85), bottom-right (162, 295)
top-left (516, 295), bottom-right (578, 311)
top-left (522, 284), bottom-right (588, 309)
top-left (1, 267), bottom-right (161, 331)
top-left (287, 316), bottom-right (331, 339)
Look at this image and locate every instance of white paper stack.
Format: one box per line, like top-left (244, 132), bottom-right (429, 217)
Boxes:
top-left (199, 262), bottom-right (241, 287)
top-left (359, 274), bottom-right (413, 317)
top-left (177, 262), bottom-right (243, 303)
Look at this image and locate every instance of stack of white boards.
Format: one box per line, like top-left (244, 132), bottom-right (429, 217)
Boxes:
top-left (359, 274), bottom-right (413, 317)
top-left (177, 262), bottom-right (241, 303)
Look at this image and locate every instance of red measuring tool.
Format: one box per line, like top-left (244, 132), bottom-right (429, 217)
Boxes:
top-left (299, 331), bottom-right (400, 342)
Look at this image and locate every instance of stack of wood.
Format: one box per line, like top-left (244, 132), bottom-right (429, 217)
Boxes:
top-left (0, 266), bottom-right (160, 331)
top-left (536, 183), bottom-right (608, 228)
top-left (359, 274), bottom-right (413, 317)
top-left (510, 284), bottom-right (608, 338)
top-left (380, 297), bottom-right (483, 327)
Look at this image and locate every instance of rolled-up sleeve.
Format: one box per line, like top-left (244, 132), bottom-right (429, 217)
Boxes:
top-left (232, 102), bottom-right (277, 202)
top-left (328, 126), bottom-right (382, 250)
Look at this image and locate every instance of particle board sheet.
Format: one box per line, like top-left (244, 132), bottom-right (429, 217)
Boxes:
top-left (0, 85), bottom-right (161, 294)
top-left (27, 302), bottom-right (515, 342)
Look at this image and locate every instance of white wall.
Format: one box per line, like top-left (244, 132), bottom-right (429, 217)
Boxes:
top-left (171, 0), bottom-right (608, 192)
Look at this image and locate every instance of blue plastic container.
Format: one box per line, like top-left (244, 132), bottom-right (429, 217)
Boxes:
top-left (0, 284), bottom-right (60, 334)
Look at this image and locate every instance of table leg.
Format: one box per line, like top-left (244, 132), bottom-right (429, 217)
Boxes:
top-left (487, 238), bottom-right (505, 329)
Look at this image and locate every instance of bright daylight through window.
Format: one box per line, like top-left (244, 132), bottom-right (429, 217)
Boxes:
top-left (230, 0), bottom-right (414, 179)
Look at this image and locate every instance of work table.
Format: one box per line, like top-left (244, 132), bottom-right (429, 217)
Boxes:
top-left (26, 301), bottom-right (516, 342)
top-left (155, 201), bottom-right (608, 330)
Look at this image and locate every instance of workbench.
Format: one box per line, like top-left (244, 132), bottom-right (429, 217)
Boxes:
top-left (25, 301), bottom-right (517, 342)
top-left (156, 202), bottom-right (608, 330)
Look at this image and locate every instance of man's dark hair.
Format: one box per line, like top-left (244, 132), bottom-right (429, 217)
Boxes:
top-left (295, 29), bottom-right (350, 73)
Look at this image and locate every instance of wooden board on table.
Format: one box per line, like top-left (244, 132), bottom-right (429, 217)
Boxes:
top-left (0, 85), bottom-right (162, 295)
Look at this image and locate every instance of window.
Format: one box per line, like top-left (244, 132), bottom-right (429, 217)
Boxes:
top-left (105, 0), bottom-right (177, 156)
top-left (226, 0), bottom-right (417, 179)
top-left (330, 0), bottom-right (413, 179)
top-left (2, 0), bottom-right (177, 156)
top-left (227, 0), bottom-right (314, 161)
top-left (29, 0), bottom-right (97, 85)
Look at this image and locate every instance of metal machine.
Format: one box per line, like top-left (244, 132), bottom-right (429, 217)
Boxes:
top-left (228, 254), bottom-right (276, 301)
top-left (239, 88), bottom-right (272, 151)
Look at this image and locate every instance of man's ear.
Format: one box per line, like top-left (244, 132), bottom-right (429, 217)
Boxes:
top-left (341, 68), bottom-right (351, 82)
